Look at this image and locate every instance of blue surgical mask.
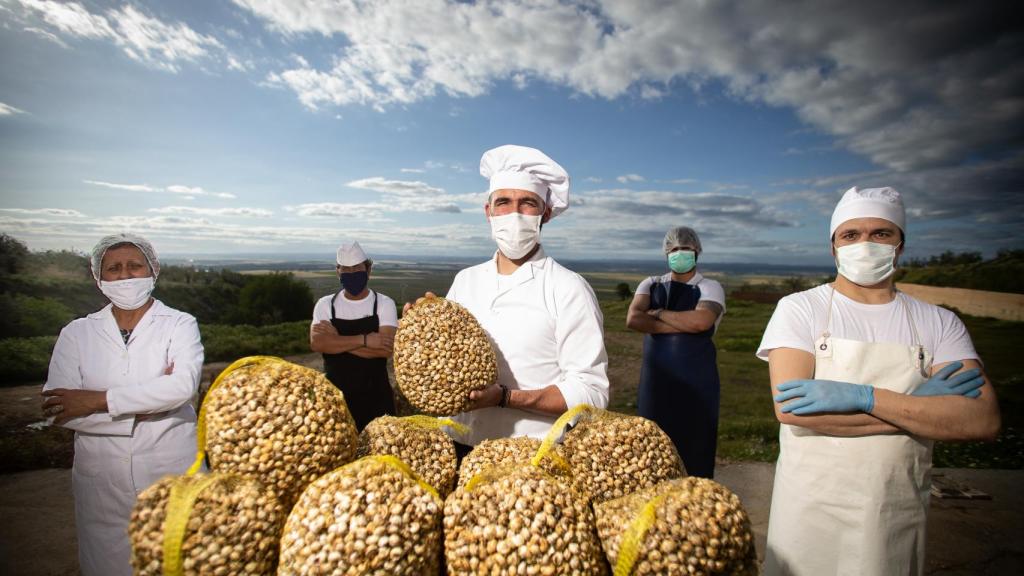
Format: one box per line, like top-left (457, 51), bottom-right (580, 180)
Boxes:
top-left (668, 250), bottom-right (696, 274)
top-left (340, 271), bottom-right (369, 295)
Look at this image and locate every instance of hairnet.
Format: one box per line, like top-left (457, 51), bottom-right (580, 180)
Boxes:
top-left (663, 226), bottom-right (702, 255)
top-left (90, 233), bottom-right (160, 281)
top-left (830, 186), bottom-right (905, 238)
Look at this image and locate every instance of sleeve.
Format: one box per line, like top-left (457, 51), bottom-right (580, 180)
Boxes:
top-left (755, 295), bottom-right (815, 361)
top-left (930, 308), bottom-right (980, 366)
top-left (698, 279), bottom-right (727, 313)
top-left (377, 296), bottom-right (399, 328)
top-left (106, 314), bottom-right (204, 417)
top-left (445, 270), bottom-right (466, 303)
top-left (634, 276), bottom-right (655, 296)
top-left (44, 324), bottom-right (135, 436)
top-left (311, 296), bottom-right (331, 325)
top-left (553, 274), bottom-right (610, 410)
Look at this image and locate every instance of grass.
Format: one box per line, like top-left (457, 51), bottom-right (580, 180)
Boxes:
top-left (2, 267), bottom-right (1021, 471)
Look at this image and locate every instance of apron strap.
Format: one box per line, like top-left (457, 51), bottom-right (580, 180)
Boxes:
top-left (330, 290), bottom-right (378, 321)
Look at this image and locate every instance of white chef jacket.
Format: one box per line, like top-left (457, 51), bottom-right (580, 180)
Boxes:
top-left (44, 299), bottom-right (204, 576)
top-left (446, 247), bottom-right (610, 445)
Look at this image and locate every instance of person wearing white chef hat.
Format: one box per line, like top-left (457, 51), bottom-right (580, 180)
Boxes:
top-left (756, 186), bottom-right (1001, 575)
top-left (408, 144), bottom-right (609, 455)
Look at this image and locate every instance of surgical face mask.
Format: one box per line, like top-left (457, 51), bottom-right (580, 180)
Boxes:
top-left (490, 212), bottom-right (542, 260)
top-left (668, 250), bottom-right (697, 274)
top-left (835, 241), bottom-right (900, 286)
top-left (99, 277), bottom-right (155, 310)
top-left (340, 271), bottom-right (369, 295)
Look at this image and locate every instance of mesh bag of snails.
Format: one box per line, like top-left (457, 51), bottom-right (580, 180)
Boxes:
top-left (455, 436), bottom-right (571, 491)
top-left (393, 295), bottom-right (498, 416)
top-left (443, 445), bottom-right (609, 576)
top-left (278, 455), bottom-right (444, 576)
top-left (129, 472), bottom-right (286, 576)
top-left (189, 356), bottom-right (359, 510)
top-left (357, 415), bottom-right (467, 497)
top-left (545, 405), bottom-right (686, 504)
top-left (594, 477), bottom-right (758, 576)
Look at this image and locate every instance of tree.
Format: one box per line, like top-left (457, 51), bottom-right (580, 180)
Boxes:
top-left (615, 282), bottom-right (633, 301)
top-left (0, 233), bottom-right (29, 275)
top-left (235, 273), bottom-right (315, 325)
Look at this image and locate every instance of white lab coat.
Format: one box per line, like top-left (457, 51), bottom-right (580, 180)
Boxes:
top-left (44, 299), bottom-right (203, 576)
top-left (446, 247), bottom-right (609, 445)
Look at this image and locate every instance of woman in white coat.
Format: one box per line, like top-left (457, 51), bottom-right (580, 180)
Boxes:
top-left (41, 233), bottom-right (203, 576)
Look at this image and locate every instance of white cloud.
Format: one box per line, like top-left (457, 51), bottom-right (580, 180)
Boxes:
top-left (0, 207), bottom-right (85, 217)
top-left (16, 0), bottom-right (230, 73)
top-left (0, 101), bottom-right (28, 116)
top-left (83, 179), bottom-right (159, 193)
top-left (584, 176), bottom-right (603, 183)
top-left (617, 174), bottom-right (645, 184)
top-left (237, 0), bottom-right (1022, 173)
top-left (83, 180), bottom-right (237, 199)
top-left (148, 206), bottom-right (273, 218)
top-left (346, 177), bottom-right (445, 197)
top-left (400, 168), bottom-right (425, 174)
top-left (23, 25), bottom-right (68, 48)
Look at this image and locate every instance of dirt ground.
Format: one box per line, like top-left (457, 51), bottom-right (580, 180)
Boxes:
top-left (0, 463), bottom-right (1020, 575)
top-left (2, 360), bottom-right (1021, 575)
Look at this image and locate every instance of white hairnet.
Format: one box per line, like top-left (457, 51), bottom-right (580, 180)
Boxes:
top-left (480, 144), bottom-right (570, 218)
top-left (830, 186), bottom-right (905, 238)
top-left (91, 233), bottom-right (160, 281)
top-left (663, 226), bottom-right (702, 255)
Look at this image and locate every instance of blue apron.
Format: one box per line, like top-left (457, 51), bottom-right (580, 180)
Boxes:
top-left (638, 280), bottom-right (720, 478)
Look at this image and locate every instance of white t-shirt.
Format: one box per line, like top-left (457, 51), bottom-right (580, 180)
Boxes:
top-left (311, 290), bottom-right (399, 328)
top-left (757, 284), bottom-right (978, 367)
top-left (636, 271), bottom-right (727, 331)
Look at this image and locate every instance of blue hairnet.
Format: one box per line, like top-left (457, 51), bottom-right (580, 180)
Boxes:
top-left (663, 226), bottom-right (702, 255)
top-left (91, 233), bottom-right (160, 281)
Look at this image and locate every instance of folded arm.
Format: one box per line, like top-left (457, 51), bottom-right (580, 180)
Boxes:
top-left (768, 347), bottom-right (900, 436)
top-left (626, 293), bottom-right (719, 334)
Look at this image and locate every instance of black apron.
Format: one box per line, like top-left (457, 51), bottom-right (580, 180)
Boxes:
top-left (638, 280), bottom-right (721, 478)
top-left (322, 289), bottom-right (395, 431)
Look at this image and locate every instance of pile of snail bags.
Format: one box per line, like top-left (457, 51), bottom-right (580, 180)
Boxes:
top-left (594, 477), bottom-right (757, 576)
top-left (129, 472), bottom-right (286, 575)
top-left (444, 445), bottom-right (608, 576)
top-left (456, 436), bottom-right (571, 491)
top-left (555, 405), bottom-right (686, 504)
top-left (195, 356), bottom-right (359, 509)
top-left (393, 295), bottom-right (497, 415)
top-left (278, 455), bottom-right (443, 575)
top-left (358, 415), bottom-right (463, 497)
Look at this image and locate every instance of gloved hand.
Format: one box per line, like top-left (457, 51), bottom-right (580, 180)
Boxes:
top-left (912, 361), bottom-right (984, 398)
top-left (774, 379), bottom-right (875, 415)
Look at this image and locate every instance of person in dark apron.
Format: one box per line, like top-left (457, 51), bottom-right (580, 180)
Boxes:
top-left (310, 241), bottom-right (397, 431)
top-left (627, 227), bottom-right (725, 478)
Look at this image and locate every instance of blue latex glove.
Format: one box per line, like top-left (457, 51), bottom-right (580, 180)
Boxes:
top-left (774, 379), bottom-right (875, 415)
top-left (911, 361), bottom-right (984, 398)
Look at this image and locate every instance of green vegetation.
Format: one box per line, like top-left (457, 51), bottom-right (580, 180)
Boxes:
top-left (897, 249), bottom-right (1024, 294)
top-left (1, 232), bottom-right (1020, 470)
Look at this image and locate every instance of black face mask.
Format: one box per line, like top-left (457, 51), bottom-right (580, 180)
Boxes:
top-left (340, 271), bottom-right (369, 295)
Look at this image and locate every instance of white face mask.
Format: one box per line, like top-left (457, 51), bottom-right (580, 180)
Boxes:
top-left (100, 277), bottom-right (155, 310)
top-left (835, 241), bottom-right (899, 286)
top-left (490, 212), bottom-right (543, 260)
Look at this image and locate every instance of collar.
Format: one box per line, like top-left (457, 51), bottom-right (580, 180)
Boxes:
top-left (86, 298), bottom-right (170, 320)
top-left (490, 245), bottom-right (549, 275)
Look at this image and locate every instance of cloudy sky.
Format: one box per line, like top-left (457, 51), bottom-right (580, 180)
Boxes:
top-left (0, 0), bottom-right (1021, 265)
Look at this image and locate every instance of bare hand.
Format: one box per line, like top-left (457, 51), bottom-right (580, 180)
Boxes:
top-left (403, 292), bottom-right (437, 315)
top-left (468, 384), bottom-right (503, 411)
top-left (164, 362), bottom-right (174, 375)
top-left (42, 389), bottom-right (106, 424)
top-left (647, 309), bottom-right (663, 318)
top-left (311, 321), bottom-right (336, 336)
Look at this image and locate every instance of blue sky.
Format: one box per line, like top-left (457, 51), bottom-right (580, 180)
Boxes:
top-left (0, 0), bottom-right (1021, 265)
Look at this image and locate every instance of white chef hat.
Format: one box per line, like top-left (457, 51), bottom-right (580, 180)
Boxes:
top-left (830, 186), bottom-right (906, 237)
top-left (90, 233), bottom-right (160, 281)
top-left (336, 241), bottom-right (368, 266)
top-left (480, 144), bottom-right (570, 218)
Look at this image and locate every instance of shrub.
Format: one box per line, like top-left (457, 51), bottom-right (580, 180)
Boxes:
top-left (0, 336), bottom-right (57, 384)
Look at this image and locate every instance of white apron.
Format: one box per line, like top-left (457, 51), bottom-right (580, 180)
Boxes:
top-left (765, 290), bottom-right (932, 576)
